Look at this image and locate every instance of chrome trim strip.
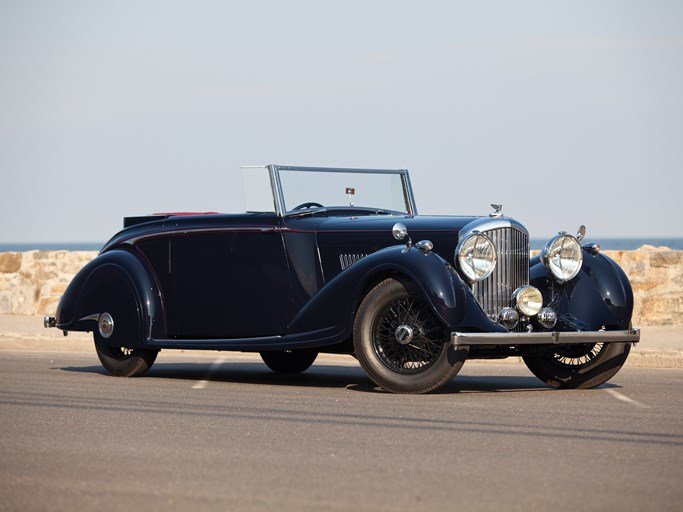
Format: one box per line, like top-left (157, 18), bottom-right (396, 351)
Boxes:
top-left (451, 329), bottom-right (640, 346)
top-left (275, 165), bottom-right (410, 175)
top-left (79, 313), bottom-right (101, 323)
top-left (122, 226), bottom-right (279, 245)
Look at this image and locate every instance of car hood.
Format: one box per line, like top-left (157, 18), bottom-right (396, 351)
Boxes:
top-left (303, 213), bottom-right (530, 283)
top-left (310, 214), bottom-right (480, 234)
top-left (305, 215), bottom-right (484, 281)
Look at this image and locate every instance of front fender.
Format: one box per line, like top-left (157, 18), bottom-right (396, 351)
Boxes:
top-left (286, 245), bottom-right (501, 339)
top-left (530, 248), bottom-right (635, 331)
top-left (55, 249), bottom-right (165, 345)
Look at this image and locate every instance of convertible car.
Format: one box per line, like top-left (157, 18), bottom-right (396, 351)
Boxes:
top-left (45, 165), bottom-right (640, 393)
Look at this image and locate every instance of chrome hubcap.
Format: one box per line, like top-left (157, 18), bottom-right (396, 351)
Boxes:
top-left (98, 312), bottom-right (114, 339)
top-left (394, 324), bottom-right (415, 345)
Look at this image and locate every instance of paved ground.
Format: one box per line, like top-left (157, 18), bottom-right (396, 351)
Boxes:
top-left (1, 350), bottom-right (682, 512)
top-left (1, 315), bottom-right (681, 367)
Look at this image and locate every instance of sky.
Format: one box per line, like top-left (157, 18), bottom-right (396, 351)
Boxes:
top-left (1, 0), bottom-right (682, 242)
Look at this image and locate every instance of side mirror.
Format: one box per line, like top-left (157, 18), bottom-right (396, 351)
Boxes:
top-left (392, 222), bottom-right (408, 241)
top-left (392, 222), bottom-right (412, 248)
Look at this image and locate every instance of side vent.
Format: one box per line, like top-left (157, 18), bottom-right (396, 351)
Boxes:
top-left (339, 253), bottom-right (368, 270)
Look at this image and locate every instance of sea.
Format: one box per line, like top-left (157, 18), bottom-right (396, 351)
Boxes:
top-left (1, 238), bottom-right (682, 252)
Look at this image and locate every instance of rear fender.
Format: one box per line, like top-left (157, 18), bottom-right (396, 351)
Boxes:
top-left (55, 249), bottom-right (164, 347)
top-left (530, 248), bottom-right (634, 331)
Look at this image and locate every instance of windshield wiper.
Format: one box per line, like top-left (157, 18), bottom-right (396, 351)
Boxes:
top-left (286, 208), bottom-right (328, 218)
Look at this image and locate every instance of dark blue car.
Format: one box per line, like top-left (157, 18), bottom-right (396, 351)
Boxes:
top-left (45, 165), bottom-right (640, 393)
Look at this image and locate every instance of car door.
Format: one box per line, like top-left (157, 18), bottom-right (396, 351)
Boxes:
top-left (171, 220), bottom-right (294, 339)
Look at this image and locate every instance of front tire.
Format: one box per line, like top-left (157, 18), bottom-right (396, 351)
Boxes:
top-left (94, 334), bottom-right (158, 377)
top-left (353, 278), bottom-right (466, 394)
top-left (523, 341), bottom-right (631, 389)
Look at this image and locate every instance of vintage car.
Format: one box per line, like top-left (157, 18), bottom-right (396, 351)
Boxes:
top-left (45, 165), bottom-right (640, 393)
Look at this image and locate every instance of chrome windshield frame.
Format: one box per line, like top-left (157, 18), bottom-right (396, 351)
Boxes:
top-left (267, 165), bottom-right (417, 218)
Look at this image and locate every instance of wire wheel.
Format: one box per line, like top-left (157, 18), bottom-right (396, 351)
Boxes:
top-left (353, 277), bottom-right (467, 394)
top-left (110, 346), bottom-right (135, 358)
top-left (372, 297), bottom-right (445, 374)
top-left (523, 338), bottom-right (631, 389)
top-left (94, 333), bottom-right (158, 377)
top-left (551, 343), bottom-right (604, 368)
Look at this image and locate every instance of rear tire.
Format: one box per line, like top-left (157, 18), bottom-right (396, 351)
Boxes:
top-left (84, 269), bottom-right (158, 377)
top-left (260, 349), bottom-right (318, 374)
top-left (353, 277), bottom-right (466, 394)
top-left (523, 341), bottom-right (631, 389)
top-left (94, 334), bottom-right (158, 377)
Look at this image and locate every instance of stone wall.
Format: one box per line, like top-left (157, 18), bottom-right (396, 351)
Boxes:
top-left (602, 246), bottom-right (683, 327)
top-left (0, 248), bottom-right (681, 325)
top-left (0, 251), bottom-right (98, 316)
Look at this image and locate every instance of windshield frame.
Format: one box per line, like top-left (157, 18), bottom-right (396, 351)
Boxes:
top-left (250, 165), bottom-right (417, 217)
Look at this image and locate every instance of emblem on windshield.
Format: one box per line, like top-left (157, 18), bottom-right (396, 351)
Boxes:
top-left (346, 187), bottom-right (355, 207)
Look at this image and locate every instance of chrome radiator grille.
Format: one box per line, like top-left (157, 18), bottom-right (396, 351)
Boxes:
top-left (472, 227), bottom-right (529, 324)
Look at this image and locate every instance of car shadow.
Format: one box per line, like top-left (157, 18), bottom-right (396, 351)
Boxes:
top-left (60, 361), bottom-right (374, 390)
top-left (58, 359), bottom-right (623, 394)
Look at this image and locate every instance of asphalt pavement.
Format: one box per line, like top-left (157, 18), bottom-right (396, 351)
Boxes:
top-left (1, 348), bottom-right (682, 511)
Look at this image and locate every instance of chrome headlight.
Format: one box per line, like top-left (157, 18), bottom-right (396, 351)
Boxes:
top-left (541, 233), bottom-right (583, 283)
top-left (456, 233), bottom-right (497, 282)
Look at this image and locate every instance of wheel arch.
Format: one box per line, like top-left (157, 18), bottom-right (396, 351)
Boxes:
top-left (530, 248), bottom-right (635, 331)
top-left (286, 245), bottom-right (472, 343)
top-left (55, 248), bottom-right (165, 346)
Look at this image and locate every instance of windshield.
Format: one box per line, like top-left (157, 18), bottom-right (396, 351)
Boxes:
top-left (279, 168), bottom-right (410, 214)
top-left (241, 165), bottom-right (416, 216)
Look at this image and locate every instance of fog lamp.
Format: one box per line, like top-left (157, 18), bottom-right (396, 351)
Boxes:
top-left (538, 307), bottom-right (557, 329)
top-left (513, 286), bottom-right (543, 317)
top-left (498, 307), bottom-right (519, 330)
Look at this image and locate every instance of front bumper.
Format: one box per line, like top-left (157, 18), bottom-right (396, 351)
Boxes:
top-left (451, 328), bottom-right (640, 346)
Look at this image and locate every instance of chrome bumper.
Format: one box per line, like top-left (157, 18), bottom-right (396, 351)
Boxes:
top-left (451, 328), bottom-right (640, 346)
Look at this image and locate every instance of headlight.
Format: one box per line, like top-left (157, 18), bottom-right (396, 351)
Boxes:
top-left (541, 233), bottom-right (583, 283)
top-left (456, 233), bottom-right (497, 282)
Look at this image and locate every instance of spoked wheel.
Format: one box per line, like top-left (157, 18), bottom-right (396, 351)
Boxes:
top-left (353, 278), bottom-right (467, 394)
top-left (523, 340), bottom-right (631, 389)
top-left (93, 310), bottom-right (158, 377)
top-left (94, 335), bottom-right (158, 377)
top-left (260, 349), bottom-right (318, 374)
